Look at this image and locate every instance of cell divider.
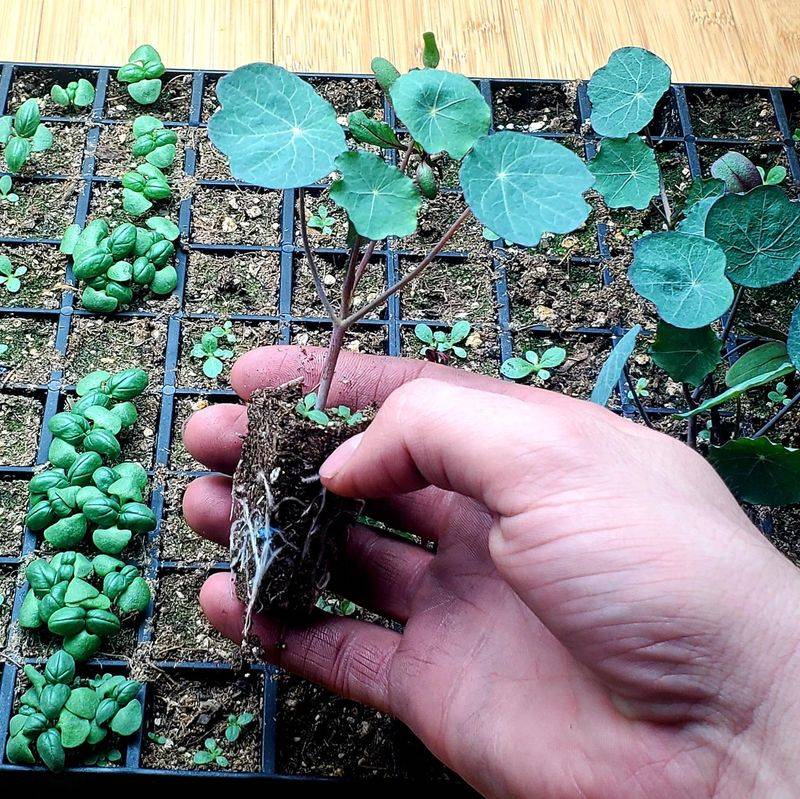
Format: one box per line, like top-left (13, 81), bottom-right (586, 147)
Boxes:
top-left (770, 88), bottom-right (800, 184)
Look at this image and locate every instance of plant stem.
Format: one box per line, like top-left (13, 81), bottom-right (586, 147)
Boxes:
top-left (753, 392), bottom-right (800, 438)
top-left (298, 188), bottom-right (339, 322)
top-left (682, 383), bottom-right (698, 448)
top-left (315, 324), bottom-right (346, 410)
top-left (623, 367), bottom-right (654, 428)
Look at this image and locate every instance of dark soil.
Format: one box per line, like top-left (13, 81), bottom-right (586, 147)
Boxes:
top-left (510, 332), bottom-right (611, 400)
top-left (94, 123), bottom-right (188, 177)
top-left (87, 179), bottom-right (181, 229)
top-left (293, 253), bottom-right (386, 319)
top-left (65, 315), bottom-right (168, 386)
top-left (104, 73), bottom-right (193, 122)
top-left (6, 68), bottom-right (98, 117)
top-left (177, 319), bottom-right (278, 390)
top-left (201, 75), bottom-right (222, 122)
top-left (762, 506), bottom-right (800, 567)
top-left (0, 122), bottom-right (87, 177)
top-left (0, 316), bottom-right (58, 385)
top-left (185, 249), bottom-right (281, 315)
top-left (0, 478), bottom-right (27, 556)
top-left (687, 88), bottom-right (781, 141)
top-left (192, 187), bottom-right (283, 246)
top-left (398, 255), bottom-right (497, 323)
top-left (152, 569), bottom-right (239, 663)
top-left (194, 128), bottom-right (232, 180)
top-left (291, 324), bottom-right (387, 356)
top-left (170, 395), bottom-right (242, 471)
top-left (306, 77), bottom-right (384, 119)
top-left (141, 671), bottom-right (262, 772)
top-left (0, 243), bottom-right (68, 308)
top-left (401, 323), bottom-right (500, 377)
top-left (626, 340), bottom-right (685, 409)
top-left (505, 250), bottom-right (610, 331)
top-left (649, 88), bottom-right (683, 138)
top-left (403, 193), bottom-right (489, 256)
top-left (736, 279), bottom-right (800, 335)
top-left (0, 178), bottom-right (80, 238)
top-left (492, 81), bottom-right (579, 133)
top-left (160, 476), bottom-right (227, 563)
top-left (276, 673), bottom-right (451, 780)
top-left (0, 567), bottom-right (19, 645)
top-left (230, 386), bottom-right (371, 618)
top-left (0, 393), bottom-right (41, 465)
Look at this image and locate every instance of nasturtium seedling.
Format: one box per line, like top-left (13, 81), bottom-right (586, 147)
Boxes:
top-left (131, 115), bottom-right (178, 168)
top-left (724, 341), bottom-right (794, 388)
top-left (710, 151), bottom-right (762, 194)
top-left (414, 321), bottom-right (471, 362)
top-left (0, 174), bottom-right (19, 203)
top-left (50, 79), bottom-right (96, 109)
top-left (0, 98), bottom-right (53, 172)
top-left (587, 47), bottom-right (671, 138)
top-left (117, 44), bottom-right (165, 105)
top-left (588, 134), bottom-right (660, 210)
top-left (629, 232), bottom-right (733, 328)
top-left (501, 346), bottom-right (566, 381)
top-left (0, 255), bottom-right (26, 293)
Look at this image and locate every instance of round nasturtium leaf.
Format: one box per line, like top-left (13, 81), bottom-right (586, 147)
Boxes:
top-left (710, 151), bottom-right (762, 194)
top-left (329, 150), bottom-right (421, 240)
top-left (628, 231), bottom-right (733, 328)
top-left (588, 134), bottom-right (660, 210)
top-left (649, 322), bottom-right (722, 386)
top-left (208, 63), bottom-right (346, 189)
top-left (460, 132), bottom-right (594, 247)
top-left (708, 438), bottom-right (800, 506)
top-left (587, 47), bottom-right (671, 137)
top-left (705, 185), bottom-right (800, 288)
top-left (676, 195), bottom-right (719, 237)
top-left (390, 68), bottom-right (490, 159)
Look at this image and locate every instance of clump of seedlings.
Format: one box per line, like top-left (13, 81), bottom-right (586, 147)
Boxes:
top-left (307, 203), bottom-right (337, 235)
top-left (131, 114), bottom-right (178, 168)
top-left (414, 321), bottom-right (471, 363)
top-left (208, 33), bottom-right (595, 622)
top-left (50, 79), bottom-right (96, 110)
top-left (121, 162), bottom-right (172, 215)
top-left (191, 322), bottom-right (236, 379)
top-left (117, 44), bottom-right (165, 105)
top-left (19, 550), bottom-right (150, 660)
top-left (0, 255), bottom-right (26, 293)
top-left (0, 97), bottom-right (53, 172)
top-left (25, 368), bottom-right (156, 552)
top-left (61, 216), bottom-right (179, 311)
top-left (5, 650), bottom-right (143, 771)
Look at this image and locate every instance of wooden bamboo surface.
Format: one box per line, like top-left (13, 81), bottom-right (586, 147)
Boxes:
top-left (2, 0), bottom-right (798, 86)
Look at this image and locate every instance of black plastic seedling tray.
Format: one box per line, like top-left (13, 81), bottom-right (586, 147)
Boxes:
top-left (0, 58), bottom-right (798, 791)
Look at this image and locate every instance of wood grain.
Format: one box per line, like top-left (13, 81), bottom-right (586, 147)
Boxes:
top-left (1, 0), bottom-right (797, 85)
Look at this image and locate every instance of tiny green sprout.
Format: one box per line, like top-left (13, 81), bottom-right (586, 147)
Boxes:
top-left (0, 98), bottom-right (53, 173)
top-left (316, 594), bottom-right (358, 616)
top-left (414, 321), bottom-right (471, 363)
top-left (627, 376), bottom-right (650, 400)
top-left (0, 255), bottom-right (26, 293)
top-left (331, 405), bottom-right (364, 426)
top-left (697, 420), bottom-right (713, 444)
top-left (307, 203), bottom-right (336, 235)
top-left (501, 346), bottom-right (567, 382)
top-left (481, 226), bottom-right (513, 246)
top-left (191, 327), bottom-right (236, 379)
top-left (193, 737), bottom-right (229, 768)
top-left (756, 165), bottom-right (787, 186)
top-left (210, 320), bottom-right (237, 344)
top-left (768, 381), bottom-right (791, 408)
top-left (82, 746), bottom-right (122, 767)
top-left (50, 79), bottom-right (96, 110)
top-left (0, 342), bottom-right (7, 357)
top-left (148, 732), bottom-right (169, 745)
top-left (295, 392), bottom-right (330, 427)
top-left (0, 174), bottom-right (19, 203)
top-left (225, 712), bottom-right (255, 743)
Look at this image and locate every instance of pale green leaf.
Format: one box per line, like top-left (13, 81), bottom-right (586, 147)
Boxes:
top-left (590, 325), bottom-right (641, 406)
top-left (588, 134), bottom-right (660, 209)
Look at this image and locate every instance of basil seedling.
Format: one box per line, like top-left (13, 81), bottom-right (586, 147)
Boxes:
top-left (131, 114), bottom-right (178, 168)
top-left (0, 255), bottom-right (26, 293)
top-left (50, 79), bottom-right (96, 109)
top-left (0, 98), bottom-right (53, 173)
top-left (117, 44), bottom-right (165, 105)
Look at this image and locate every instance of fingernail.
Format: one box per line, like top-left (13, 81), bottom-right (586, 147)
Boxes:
top-left (320, 433), bottom-right (363, 480)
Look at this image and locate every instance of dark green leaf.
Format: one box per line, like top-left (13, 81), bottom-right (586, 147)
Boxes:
top-left (788, 300), bottom-right (800, 371)
top-left (685, 177), bottom-right (724, 210)
top-left (347, 111), bottom-right (402, 148)
top-left (422, 32), bottom-right (440, 68)
top-left (725, 341), bottom-right (795, 387)
top-left (649, 322), bottom-right (722, 386)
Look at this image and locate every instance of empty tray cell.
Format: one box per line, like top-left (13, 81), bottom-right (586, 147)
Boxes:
top-left (0, 392), bottom-right (43, 465)
top-left (400, 322), bottom-right (500, 377)
top-left (0, 243), bottom-right (68, 308)
top-left (492, 80), bottom-right (579, 134)
top-left (397, 254), bottom-right (497, 323)
top-left (292, 322), bottom-right (388, 357)
top-left (6, 66), bottom-right (98, 117)
top-left (178, 319), bottom-right (278, 390)
top-left (192, 186), bottom-right (283, 246)
top-left (306, 76), bottom-right (384, 120)
top-left (0, 566), bottom-right (20, 645)
top-left (194, 127), bottom-right (232, 181)
top-left (686, 87), bottom-right (781, 141)
top-left (0, 316), bottom-right (57, 385)
top-left (0, 178), bottom-right (80, 239)
top-left (292, 251), bottom-right (387, 319)
top-left (185, 249), bottom-right (280, 315)
top-left (0, 477), bottom-right (27, 557)
top-left (104, 71), bottom-right (193, 121)
top-left (141, 670), bottom-right (263, 772)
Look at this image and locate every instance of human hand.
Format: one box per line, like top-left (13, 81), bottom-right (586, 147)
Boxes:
top-left (183, 346), bottom-right (800, 799)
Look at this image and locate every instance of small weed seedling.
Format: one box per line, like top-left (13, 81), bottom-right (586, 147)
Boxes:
top-left (117, 45), bottom-right (165, 105)
top-left (224, 712), bottom-right (255, 743)
top-left (0, 174), bottom-right (19, 203)
top-left (0, 256), bottom-right (26, 293)
top-left (147, 732), bottom-right (170, 746)
top-left (50, 79), bottom-right (96, 109)
top-left (501, 346), bottom-right (567, 382)
top-left (193, 738), bottom-right (229, 768)
top-left (626, 376), bottom-right (650, 400)
top-left (131, 115), bottom-right (178, 168)
top-left (0, 98), bottom-right (52, 173)
top-left (307, 203), bottom-right (337, 235)
top-left (294, 392), bottom-right (332, 426)
top-left (757, 165), bottom-right (787, 186)
top-left (191, 324), bottom-right (236, 379)
top-left (414, 321), bottom-right (471, 363)
top-left (316, 595), bottom-right (358, 616)
top-left (768, 381), bottom-right (791, 407)
top-left (0, 342), bottom-right (8, 357)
